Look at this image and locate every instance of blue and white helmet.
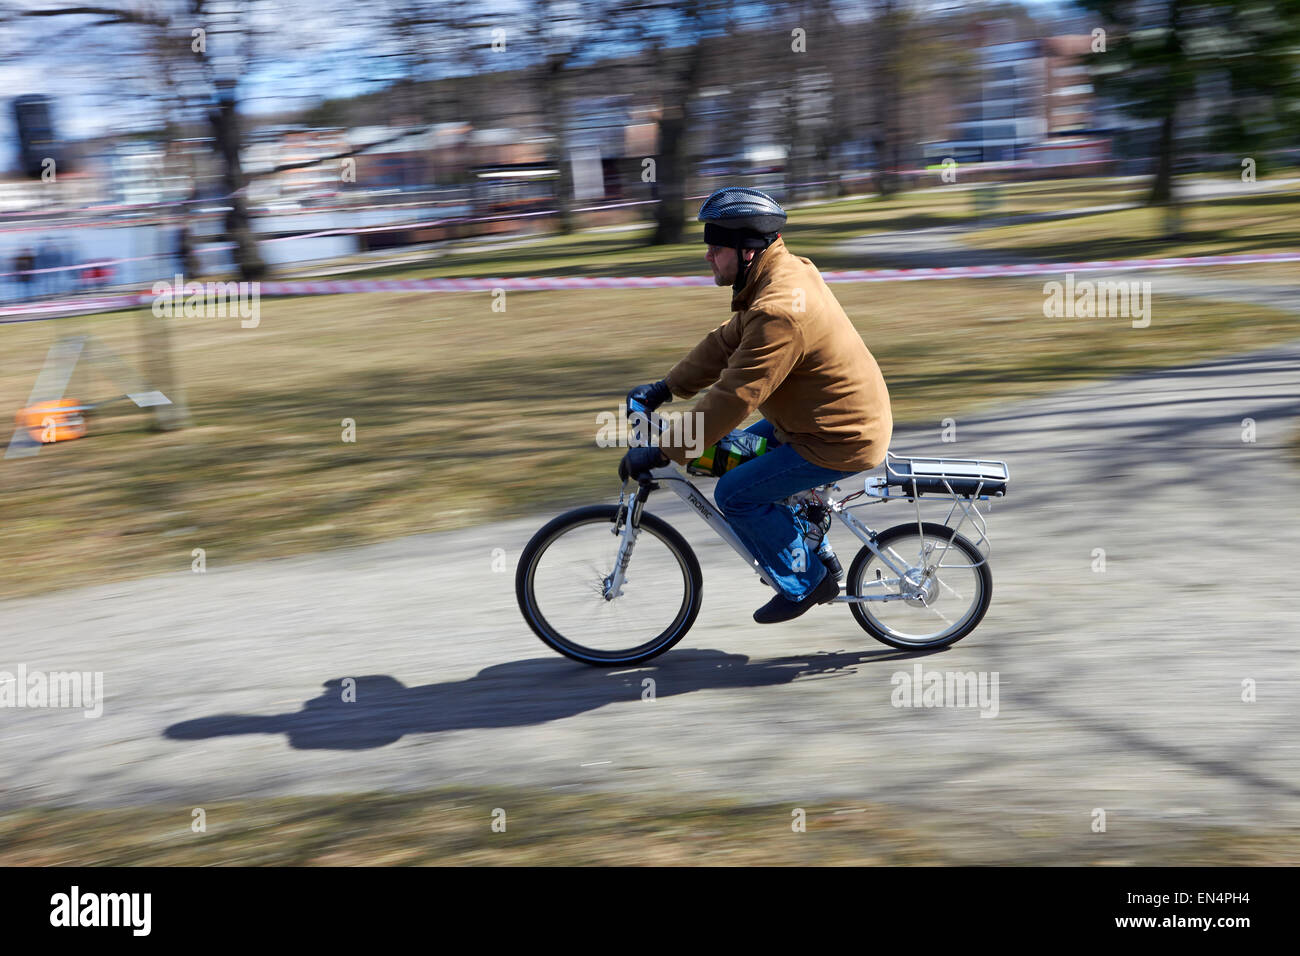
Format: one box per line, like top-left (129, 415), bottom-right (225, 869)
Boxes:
top-left (698, 187), bottom-right (786, 289)
top-left (697, 186), bottom-right (787, 238)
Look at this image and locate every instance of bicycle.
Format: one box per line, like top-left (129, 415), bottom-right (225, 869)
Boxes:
top-left (517, 420), bottom-right (1009, 667)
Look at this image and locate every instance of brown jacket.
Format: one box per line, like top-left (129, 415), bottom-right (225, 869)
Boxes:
top-left (660, 237), bottom-right (892, 472)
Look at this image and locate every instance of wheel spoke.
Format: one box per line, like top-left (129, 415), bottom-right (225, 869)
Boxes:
top-left (919, 601), bottom-right (954, 627)
top-left (933, 574), bottom-right (966, 601)
top-left (521, 509), bottom-right (697, 662)
top-left (848, 525), bottom-right (988, 647)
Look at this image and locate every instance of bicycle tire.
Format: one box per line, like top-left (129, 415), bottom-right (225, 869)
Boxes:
top-left (516, 504), bottom-right (703, 666)
top-left (846, 521), bottom-right (993, 650)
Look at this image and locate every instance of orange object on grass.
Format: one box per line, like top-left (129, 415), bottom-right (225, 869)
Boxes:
top-left (17, 398), bottom-right (88, 443)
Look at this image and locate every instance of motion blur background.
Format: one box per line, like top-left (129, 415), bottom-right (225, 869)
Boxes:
top-left (0, 1), bottom-right (1298, 865)
top-left (2, 0), bottom-right (1297, 592)
top-left (2, 0), bottom-right (1297, 290)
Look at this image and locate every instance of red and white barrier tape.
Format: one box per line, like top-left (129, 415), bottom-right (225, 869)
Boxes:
top-left (3, 250), bottom-right (1297, 323)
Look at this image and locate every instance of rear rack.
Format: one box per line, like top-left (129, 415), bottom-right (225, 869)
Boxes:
top-left (844, 452), bottom-right (1011, 567)
top-left (883, 451), bottom-right (1008, 499)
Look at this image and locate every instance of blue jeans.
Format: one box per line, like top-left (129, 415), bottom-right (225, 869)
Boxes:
top-left (713, 419), bottom-right (860, 602)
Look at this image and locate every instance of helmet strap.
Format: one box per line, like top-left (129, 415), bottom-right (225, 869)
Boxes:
top-left (732, 244), bottom-right (752, 293)
top-left (732, 234), bottom-right (778, 292)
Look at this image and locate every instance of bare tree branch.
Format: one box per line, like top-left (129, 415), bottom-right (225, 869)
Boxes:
top-left (21, 5), bottom-right (169, 28)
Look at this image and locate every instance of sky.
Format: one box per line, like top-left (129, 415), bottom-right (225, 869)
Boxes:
top-left (1, 0), bottom-right (1090, 153)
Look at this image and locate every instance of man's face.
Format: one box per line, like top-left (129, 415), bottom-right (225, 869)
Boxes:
top-left (705, 244), bottom-right (753, 287)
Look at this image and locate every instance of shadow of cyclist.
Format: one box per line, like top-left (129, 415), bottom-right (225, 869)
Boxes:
top-left (164, 647), bottom-right (943, 751)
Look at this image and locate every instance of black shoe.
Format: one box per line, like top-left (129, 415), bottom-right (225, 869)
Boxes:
top-left (753, 572), bottom-right (840, 624)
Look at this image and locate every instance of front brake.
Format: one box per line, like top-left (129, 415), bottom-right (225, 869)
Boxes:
top-left (614, 479), bottom-right (630, 534)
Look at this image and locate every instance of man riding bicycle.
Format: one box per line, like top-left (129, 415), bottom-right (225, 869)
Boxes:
top-left (619, 186), bottom-right (892, 624)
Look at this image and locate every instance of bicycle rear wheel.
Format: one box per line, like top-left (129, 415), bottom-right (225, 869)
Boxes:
top-left (846, 521), bottom-right (992, 650)
top-left (516, 505), bottom-right (703, 666)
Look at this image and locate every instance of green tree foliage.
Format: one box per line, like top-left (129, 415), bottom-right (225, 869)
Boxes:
top-left (1082, 0), bottom-right (1300, 204)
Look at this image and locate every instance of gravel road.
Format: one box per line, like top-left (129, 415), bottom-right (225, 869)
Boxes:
top-left (2, 335), bottom-right (1298, 840)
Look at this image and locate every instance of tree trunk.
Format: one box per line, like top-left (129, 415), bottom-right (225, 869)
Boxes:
top-left (543, 55), bottom-right (576, 234)
top-left (869, 0), bottom-right (903, 198)
top-left (208, 84), bottom-right (267, 281)
top-left (872, 135), bottom-right (896, 197)
top-left (784, 88), bottom-right (801, 204)
top-left (1148, 106), bottom-right (1177, 205)
top-left (651, 32), bottom-right (706, 246)
top-left (1148, 0), bottom-right (1184, 237)
top-left (653, 108), bottom-right (688, 244)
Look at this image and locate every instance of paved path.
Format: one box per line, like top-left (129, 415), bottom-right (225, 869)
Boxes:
top-left (839, 177), bottom-right (1300, 269)
top-left (3, 337), bottom-right (1299, 837)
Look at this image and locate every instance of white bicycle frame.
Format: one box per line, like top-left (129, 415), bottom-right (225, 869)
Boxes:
top-left (608, 458), bottom-right (1003, 605)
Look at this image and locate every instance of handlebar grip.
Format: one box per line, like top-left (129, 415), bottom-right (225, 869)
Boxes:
top-left (627, 398), bottom-right (650, 446)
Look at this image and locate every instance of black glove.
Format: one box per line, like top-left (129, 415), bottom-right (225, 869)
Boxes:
top-left (626, 380), bottom-right (672, 415)
top-left (619, 445), bottom-right (668, 481)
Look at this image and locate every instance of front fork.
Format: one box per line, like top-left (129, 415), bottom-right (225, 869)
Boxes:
top-left (604, 479), bottom-right (653, 600)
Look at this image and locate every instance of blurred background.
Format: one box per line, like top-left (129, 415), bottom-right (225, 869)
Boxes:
top-left (0, 0), bottom-right (1298, 594)
top-left (1, 0), bottom-right (1299, 867)
top-left (0, 0), bottom-right (1296, 296)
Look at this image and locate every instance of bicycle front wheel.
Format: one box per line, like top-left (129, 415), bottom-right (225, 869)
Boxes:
top-left (516, 505), bottom-right (703, 666)
top-left (846, 521), bottom-right (992, 650)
